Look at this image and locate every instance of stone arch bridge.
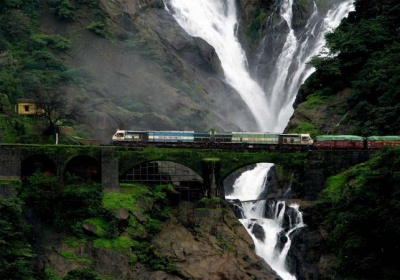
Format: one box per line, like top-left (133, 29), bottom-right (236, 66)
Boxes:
top-left (0, 144), bottom-right (374, 200)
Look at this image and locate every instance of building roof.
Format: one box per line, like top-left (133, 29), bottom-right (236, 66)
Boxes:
top-left (17, 98), bottom-right (36, 103)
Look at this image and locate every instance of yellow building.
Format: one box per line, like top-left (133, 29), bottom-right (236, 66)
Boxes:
top-left (16, 99), bottom-right (41, 115)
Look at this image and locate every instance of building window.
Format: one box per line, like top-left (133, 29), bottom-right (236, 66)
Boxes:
top-left (24, 105), bottom-right (30, 112)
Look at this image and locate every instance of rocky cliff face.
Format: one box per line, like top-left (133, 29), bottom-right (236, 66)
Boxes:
top-left (35, 200), bottom-right (282, 280)
top-left (38, 0), bottom-right (258, 143)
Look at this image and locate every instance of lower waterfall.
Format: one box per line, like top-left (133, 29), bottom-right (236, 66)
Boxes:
top-left (225, 163), bottom-right (305, 280)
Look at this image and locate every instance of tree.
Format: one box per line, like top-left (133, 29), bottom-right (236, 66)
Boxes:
top-left (0, 197), bottom-right (34, 279)
top-left (34, 89), bottom-right (82, 135)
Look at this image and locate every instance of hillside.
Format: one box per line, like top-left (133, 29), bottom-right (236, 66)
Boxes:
top-left (286, 0), bottom-right (400, 137)
top-left (1, 0), bottom-right (261, 144)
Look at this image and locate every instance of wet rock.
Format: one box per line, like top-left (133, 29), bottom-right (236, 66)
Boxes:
top-left (274, 230), bottom-right (288, 254)
top-left (132, 211), bottom-right (147, 223)
top-left (251, 223), bottom-right (266, 242)
top-left (112, 208), bottom-right (130, 220)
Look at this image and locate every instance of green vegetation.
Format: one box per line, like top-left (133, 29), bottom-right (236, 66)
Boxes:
top-left (315, 147), bottom-right (400, 279)
top-left (60, 251), bottom-right (92, 264)
top-left (82, 217), bottom-right (110, 237)
top-left (44, 268), bottom-right (62, 280)
top-left (63, 268), bottom-right (107, 280)
top-left (307, 0), bottom-right (400, 136)
top-left (319, 171), bottom-right (350, 203)
top-left (19, 171), bottom-right (105, 234)
top-left (0, 197), bottom-right (34, 279)
top-left (302, 92), bottom-right (333, 110)
top-left (86, 19), bottom-right (115, 41)
top-left (124, 35), bottom-right (161, 60)
top-left (247, 6), bottom-right (268, 43)
top-left (12, 171), bottom-right (179, 278)
top-left (196, 197), bottom-right (223, 209)
top-left (93, 236), bottom-right (135, 252)
top-left (0, 0), bottom-right (89, 140)
top-left (63, 236), bottom-right (87, 247)
top-left (133, 241), bottom-right (177, 273)
top-left (0, 0), bottom-right (117, 142)
top-left (290, 121), bottom-right (319, 138)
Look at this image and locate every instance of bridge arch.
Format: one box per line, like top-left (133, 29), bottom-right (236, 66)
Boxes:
top-left (64, 155), bottom-right (101, 182)
top-left (120, 160), bottom-right (203, 201)
top-left (22, 154), bottom-right (56, 180)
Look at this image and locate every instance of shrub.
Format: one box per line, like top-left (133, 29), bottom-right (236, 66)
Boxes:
top-left (49, 0), bottom-right (76, 21)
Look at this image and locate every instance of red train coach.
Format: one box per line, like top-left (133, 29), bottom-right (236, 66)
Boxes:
top-left (367, 136), bottom-right (400, 149)
top-left (315, 135), bottom-right (365, 149)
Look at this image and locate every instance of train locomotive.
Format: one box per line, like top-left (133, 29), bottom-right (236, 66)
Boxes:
top-left (112, 129), bottom-right (400, 150)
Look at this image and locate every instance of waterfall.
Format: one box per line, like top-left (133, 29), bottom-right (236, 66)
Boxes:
top-left (164, 0), bottom-right (354, 132)
top-left (226, 163), bottom-right (305, 280)
top-left (163, 0), bottom-right (354, 278)
top-left (256, 0), bottom-right (355, 131)
top-left (164, 0), bottom-right (272, 131)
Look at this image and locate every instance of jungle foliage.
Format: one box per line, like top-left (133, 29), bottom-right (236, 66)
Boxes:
top-left (314, 147), bottom-right (400, 279)
top-left (0, 0), bottom-right (110, 139)
top-left (17, 170), bottom-right (179, 278)
top-left (307, 0), bottom-right (400, 136)
top-left (0, 1), bottom-right (71, 104)
top-left (0, 197), bottom-right (34, 280)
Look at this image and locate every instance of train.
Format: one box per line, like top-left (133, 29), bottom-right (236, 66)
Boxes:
top-left (112, 129), bottom-right (400, 150)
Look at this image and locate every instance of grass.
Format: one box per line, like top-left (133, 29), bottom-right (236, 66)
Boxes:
top-left (82, 217), bottom-right (110, 237)
top-left (60, 251), bottom-right (92, 264)
top-left (102, 192), bottom-right (138, 212)
top-left (320, 171), bottom-right (349, 202)
top-left (93, 236), bottom-right (135, 252)
top-left (63, 236), bottom-right (87, 247)
top-left (102, 183), bottom-right (149, 211)
top-left (303, 92), bottom-right (332, 109)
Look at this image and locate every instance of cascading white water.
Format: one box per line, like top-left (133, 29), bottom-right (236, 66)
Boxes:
top-left (164, 0), bottom-right (272, 131)
top-left (226, 163), bottom-right (305, 280)
top-left (259, 0), bottom-right (355, 131)
top-left (164, 0), bottom-right (353, 132)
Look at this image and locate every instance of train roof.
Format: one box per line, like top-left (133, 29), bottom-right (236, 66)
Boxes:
top-left (232, 131), bottom-right (279, 135)
top-left (315, 135), bottom-right (365, 141)
top-left (367, 136), bottom-right (400, 140)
